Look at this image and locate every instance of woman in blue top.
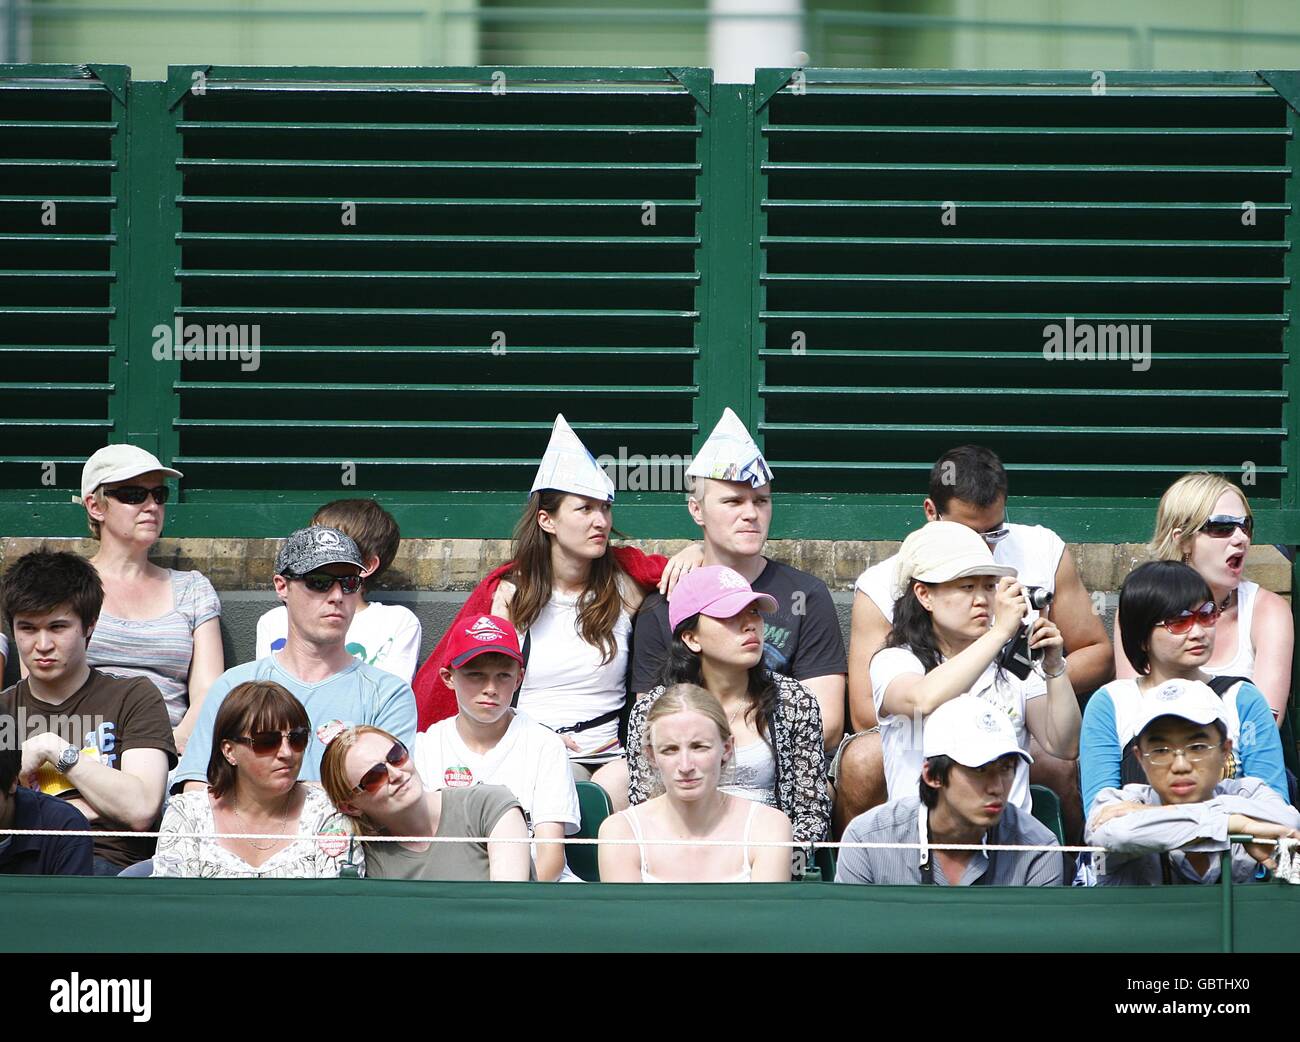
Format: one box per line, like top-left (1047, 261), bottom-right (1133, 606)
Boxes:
top-left (1081, 560), bottom-right (1287, 813)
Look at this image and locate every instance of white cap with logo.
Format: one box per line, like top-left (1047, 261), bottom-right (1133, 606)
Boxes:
top-left (81, 444), bottom-right (183, 498)
top-left (1129, 678), bottom-right (1229, 742)
top-left (923, 695), bottom-right (1033, 768)
top-left (892, 520), bottom-right (1017, 600)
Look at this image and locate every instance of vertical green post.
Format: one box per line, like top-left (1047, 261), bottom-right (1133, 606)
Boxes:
top-left (1285, 104), bottom-right (1300, 727)
top-left (696, 82), bottom-right (756, 439)
top-left (1220, 849), bottom-right (1234, 953)
top-left (104, 70), bottom-right (130, 448)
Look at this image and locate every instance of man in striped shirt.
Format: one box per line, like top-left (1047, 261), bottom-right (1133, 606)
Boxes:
top-left (835, 695), bottom-right (1063, 886)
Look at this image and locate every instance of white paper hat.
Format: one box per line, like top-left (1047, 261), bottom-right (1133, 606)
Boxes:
top-left (686, 407), bottom-right (773, 488)
top-left (530, 414), bottom-right (616, 502)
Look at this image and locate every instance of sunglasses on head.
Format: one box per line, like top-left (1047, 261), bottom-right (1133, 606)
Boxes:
top-left (104, 485), bottom-right (170, 506)
top-left (230, 728), bottom-right (310, 755)
top-left (1156, 602), bottom-right (1219, 635)
top-left (291, 571), bottom-right (363, 595)
top-left (1199, 514), bottom-right (1252, 539)
top-left (351, 740), bottom-right (410, 795)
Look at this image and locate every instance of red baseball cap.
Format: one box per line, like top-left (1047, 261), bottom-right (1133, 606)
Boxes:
top-left (447, 614), bottom-right (524, 669)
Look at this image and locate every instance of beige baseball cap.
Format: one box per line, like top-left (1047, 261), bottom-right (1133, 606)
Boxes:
top-left (81, 445), bottom-right (182, 498)
top-left (892, 520), bottom-right (1017, 599)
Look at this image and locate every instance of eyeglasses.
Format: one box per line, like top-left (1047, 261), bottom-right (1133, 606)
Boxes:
top-left (1139, 741), bottom-right (1222, 767)
top-left (351, 740), bottom-right (410, 795)
top-left (1155, 602), bottom-right (1219, 635)
top-left (230, 728), bottom-right (310, 755)
top-left (103, 485), bottom-right (170, 506)
top-left (1199, 514), bottom-right (1253, 539)
top-left (938, 509), bottom-right (1010, 544)
top-left (290, 571), bottom-right (363, 595)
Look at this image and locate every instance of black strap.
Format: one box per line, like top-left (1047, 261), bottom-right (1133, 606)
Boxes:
top-left (1206, 675), bottom-right (1249, 697)
top-left (555, 708), bottom-right (622, 735)
top-left (509, 631), bottom-right (532, 710)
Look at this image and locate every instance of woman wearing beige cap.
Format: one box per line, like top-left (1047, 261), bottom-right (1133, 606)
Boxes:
top-left (78, 444), bottom-right (225, 755)
top-left (871, 521), bottom-right (1081, 814)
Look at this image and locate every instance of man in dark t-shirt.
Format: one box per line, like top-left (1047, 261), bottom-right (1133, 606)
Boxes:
top-left (0, 749), bottom-right (93, 876)
top-left (0, 551), bottom-right (176, 874)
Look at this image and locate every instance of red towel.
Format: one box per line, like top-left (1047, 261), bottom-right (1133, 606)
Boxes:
top-left (411, 545), bottom-right (667, 729)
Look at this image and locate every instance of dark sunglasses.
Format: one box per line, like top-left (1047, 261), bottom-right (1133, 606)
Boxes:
top-left (1199, 514), bottom-right (1252, 539)
top-left (104, 484), bottom-right (170, 506)
top-left (291, 571), bottom-right (363, 595)
top-left (1156, 602), bottom-right (1219, 636)
top-left (230, 728), bottom-right (310, 755)
top-left (351, 740), bottom-right (410, 795)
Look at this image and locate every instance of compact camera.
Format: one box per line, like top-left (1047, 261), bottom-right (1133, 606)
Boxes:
top-left (997, 585), bottom-right (1054, 680)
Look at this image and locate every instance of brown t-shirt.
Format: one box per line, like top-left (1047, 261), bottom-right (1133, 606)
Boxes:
top-left (0, 669), bottom-right (177, 869)
top-left (361, 785), bottom-right (533, 881)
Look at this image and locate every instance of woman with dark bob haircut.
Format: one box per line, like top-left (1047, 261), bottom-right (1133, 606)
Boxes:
top-left (151, 681), bottom-right (358, 878)
top-left (1080, 560), bottom-right (1289, 814)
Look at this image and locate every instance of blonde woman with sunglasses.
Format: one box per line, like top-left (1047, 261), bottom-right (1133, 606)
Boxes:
top-left (152, 682), bottom-right (355, 878)
top-left (320, 722), bottom-right (532, 881)
top-left (78, 444), bottom-right (225, 757)
top-left (1115, 472), bottom-right (1293, 725)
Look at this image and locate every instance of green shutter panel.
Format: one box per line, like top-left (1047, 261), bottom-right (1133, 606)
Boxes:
top-left (166, 66), bottom-right (708, 510)
top-left (754, 70), bottom-right (1293, 517)
top-left (0, 65), bottom-right (126, 497)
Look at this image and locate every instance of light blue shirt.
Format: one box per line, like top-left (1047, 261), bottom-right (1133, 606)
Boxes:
top-left (173, 655), bottom-right (417, 788)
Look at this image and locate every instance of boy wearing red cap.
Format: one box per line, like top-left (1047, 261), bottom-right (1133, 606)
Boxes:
top-left (413, 615), bottom-right (581, 882)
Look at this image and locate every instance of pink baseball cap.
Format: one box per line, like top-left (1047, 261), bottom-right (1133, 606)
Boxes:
top-left (667, 565), bottom-right (779, 631)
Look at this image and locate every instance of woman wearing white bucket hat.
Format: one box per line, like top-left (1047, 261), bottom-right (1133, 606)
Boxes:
top-left (871, 521), bottom-right (1081, 814)
top-left (78, 444), bottom-right (225, 755)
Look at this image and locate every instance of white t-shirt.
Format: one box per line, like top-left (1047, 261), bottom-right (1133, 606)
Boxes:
top-left (870, 646), bottom-right (1046, 812)
top-left (255, 601), bottom-right (421, 683)
top-left (856, 522), bottom-right (1067, 621)
top-left (414, 710), bottom-right (582, 882)
top-left (514, 590), bottom-right (632, 757)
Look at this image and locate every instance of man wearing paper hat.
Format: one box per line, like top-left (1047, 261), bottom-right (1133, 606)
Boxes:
top-left (171, 525), bottom-right (416, 793)
top-left (631, 408), bottom-right (847, 753)
top-left (1086, 678), bottom-right (1300, 885)
top-left (835, 695), bottom-right (1063, 886)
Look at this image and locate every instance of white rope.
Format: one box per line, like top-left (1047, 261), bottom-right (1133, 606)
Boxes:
top-left (0, 826), bottom-right (1281, 854)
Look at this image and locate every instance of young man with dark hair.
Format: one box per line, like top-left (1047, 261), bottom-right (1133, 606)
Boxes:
top-left (0, 748), bottom-right (93, 875)
top-left (256, 499), bottom-right (422, 683)
top-left (0, 550), bottom-right (176, 874)
top-left (174, 526), bottom-right (416, 792)
top-left (1086, 681), bottom-right (1300, 885)
top-left (836, 443), bottom-right (1111, 836)
top-left (836, 695), bottom-right (1062, 886)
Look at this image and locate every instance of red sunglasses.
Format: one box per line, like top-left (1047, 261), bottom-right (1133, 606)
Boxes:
top-left (1156, 602), bottom-right (1219, 636)
top-left (351, 740), bottom-right (410, 795)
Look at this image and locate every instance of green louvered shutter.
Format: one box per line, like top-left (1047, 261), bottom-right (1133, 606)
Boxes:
top-left (0, 65), bottom-right (126, 500)
top-left (165, 66), bottom-right (707, 512)
top-left (754, 70), bottom-right (1294, 522)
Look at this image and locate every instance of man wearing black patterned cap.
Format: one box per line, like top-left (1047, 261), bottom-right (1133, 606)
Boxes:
top-left (174, 526), bottom-right (416, 792)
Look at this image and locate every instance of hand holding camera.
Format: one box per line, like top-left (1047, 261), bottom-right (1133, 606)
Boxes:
top-left (995, 578), bottom-right (1055, 680)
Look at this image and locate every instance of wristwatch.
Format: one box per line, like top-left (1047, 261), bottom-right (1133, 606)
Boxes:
top-left (53, 744), bottom-right (80, 774)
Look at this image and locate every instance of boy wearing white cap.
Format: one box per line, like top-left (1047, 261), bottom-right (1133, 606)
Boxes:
top-left (836, 695), bottom-right (1063, 885)
top-left (631, 408), bottom-right (847, 751)
top-left (868, 522), bottom-right (1081, 815)
top-left (1086, 679), bottom-right (1300, 885)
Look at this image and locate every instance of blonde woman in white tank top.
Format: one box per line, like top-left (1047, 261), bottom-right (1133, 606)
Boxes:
top-left (1117, 474), bottom-right (1293, 724)
top-left (598, 684), bottom-right (792, 883)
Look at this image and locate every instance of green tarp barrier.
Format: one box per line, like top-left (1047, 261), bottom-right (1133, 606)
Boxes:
top-left (2, 877), bottom-right (1298, 952)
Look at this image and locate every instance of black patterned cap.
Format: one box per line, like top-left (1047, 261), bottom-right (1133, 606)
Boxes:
top-left (275, 526), bottom-right (364, 576)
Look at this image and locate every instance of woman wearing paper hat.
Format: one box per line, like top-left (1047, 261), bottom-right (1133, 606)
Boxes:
top-left (78, 444), bottom-right (225, 755)
top-left (625, 565), bottom-right (832, 850)
top-left (411, 415), bottom-right (701, 787)
top-left (871, 521), bottom-right (1081, 814)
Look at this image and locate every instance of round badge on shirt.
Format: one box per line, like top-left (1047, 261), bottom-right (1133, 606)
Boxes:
top-left (444, 765), bottom-right (473, 788)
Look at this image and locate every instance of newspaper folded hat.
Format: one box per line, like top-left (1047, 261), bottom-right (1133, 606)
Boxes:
top-left (530, 414), bottom-right (615, 502)
top-left (686, 407), bottom-right (773, 488)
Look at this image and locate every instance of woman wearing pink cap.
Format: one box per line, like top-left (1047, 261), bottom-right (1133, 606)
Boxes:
top-left (77, 444), bottom-right (225, 755)
top-left (625, 565), bottom-right (831, 850)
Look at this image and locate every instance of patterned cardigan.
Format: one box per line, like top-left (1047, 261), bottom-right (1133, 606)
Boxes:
top-left (626, 672), bottom-right (831, 848)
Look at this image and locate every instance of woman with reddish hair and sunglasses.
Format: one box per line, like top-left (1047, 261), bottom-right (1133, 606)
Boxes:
top-left (1081, 561), bottom-right (1290, 816)
top-left (152, 682), bottom-right (357, 878)
top-left (319, 722), bottom-right (533, 881)
top-left (78, 444), bottom-right (225, 757)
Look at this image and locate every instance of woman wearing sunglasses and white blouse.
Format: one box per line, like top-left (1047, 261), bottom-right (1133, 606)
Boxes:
top-left (319, 721), bottom-right (533, 881)
top-left (78, 444), bottom-right (225, 757)
top-left (152, 682), bottom-right (356, 878)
